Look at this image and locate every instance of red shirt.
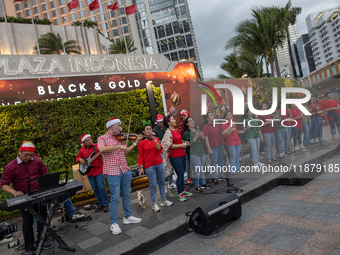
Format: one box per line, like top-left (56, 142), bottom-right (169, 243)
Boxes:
top-left (76, 143), bottom-right (103, 177)
top-left (203, 123), bottom-right (225, 149)
top-left (278, 109), bottom-right (292, 126)
top-left (308, 104), bottom-right (322, 118)
top-left (138, 138), bottom-right (163, 169)
top-left (222, 122), bottom-right (241, 147)
top-left (258, 114), bottom-right (274, 133)
top-left (290, 108), bottom-right (302, 129)
top-left (324, 99), bottom-right (339, 113)
top-left (1, 156), bottom-right (48, 194)
top-left (97, 133), bottom-right (130, 176)
top-left (169, 129), bottom-right (185, 157)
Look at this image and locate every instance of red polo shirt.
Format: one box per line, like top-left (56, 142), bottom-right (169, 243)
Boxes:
top-left (222, 123), bottom-right (241, 147)
top-left (169, 129), bottom-right (185, 157)
top-left (324, 99), bottom-right (339, 113)
top-left (138, 138), bottom-right (163, 169)
top-left (308, 104), bottom-right (322, 118)
top-left (203, 123), bottom-right (225, 149)
top-left (290, 108), bottom-right (302, 129)
top-left (258, 114), bottom-right (274, 133)
top-left (76, 143), bottom-right (103, 177)
top-left (1, 156), bottom-right (48, 194)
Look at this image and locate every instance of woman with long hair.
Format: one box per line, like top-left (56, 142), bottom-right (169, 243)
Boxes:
top-left (161, 115), bottom-right (192, 202)
top-left (308, 96), bottom-right (326, 143)
top-left (221, 111), bottom-right (241, 174)
top-left (183, 117), bottom-right (211, 192)
top-left (290, 104), bottom-right (304, 151)
top-left (243, 108), bottom-right (264, 167)
top-left (138, 123), bottom-right (173, 212)
top-left (258, 102), bottom-right (276, 164)
top-left (324, 92), bottom-right (340, 140)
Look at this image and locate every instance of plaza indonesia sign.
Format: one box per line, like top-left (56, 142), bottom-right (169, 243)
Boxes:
top-left (0, 54), bottom-right (198, 106)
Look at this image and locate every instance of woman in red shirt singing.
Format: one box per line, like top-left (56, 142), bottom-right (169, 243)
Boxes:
top-left (161, 115), bottom-right (192, 202)
top-left (290, 104), bottom-right (304, 151)
top-left (324, 92), bottom-right (340, 140)
top-left (138, 123), bottom-right (173, 212)
top-left (222, 111), bottom-right (241, 175)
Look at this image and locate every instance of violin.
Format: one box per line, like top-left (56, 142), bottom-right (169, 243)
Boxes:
top-left (115, 132), bottom-right (154, 142)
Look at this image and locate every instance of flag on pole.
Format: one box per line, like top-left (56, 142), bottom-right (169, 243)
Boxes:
top-left (126, 4), bottom-right (137, 15)
top-left (108, 2), bottom-right (118, 10)
top-left (89, 0), bottom-right (99, 11)
top-left (67, 0), bottom-right (79, 11)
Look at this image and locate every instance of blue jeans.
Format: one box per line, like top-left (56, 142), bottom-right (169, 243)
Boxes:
top-left (63, 198), bottom-right (75, 217)
top-left (227, 144), bottom-right (241, 173)
top-left (209, 145), bottom-right (225, 180)
top-left (162, 152), bottom-right (173, 184)
top-left (247, 137), bottom-right (260, 165)
top-left (327, 111), bottom-right (340, 135)
top-left (88, 173), bottom-right (109, 207)
top-left (107, 170), bottom-right (132, 224)
top-left (185, 153), bottom-right (191, 179)
top-left (263, 133), bottom-right (275, 161)
top-left (170, 156), bottom-right (186, 194)
top-left (310, 117), bottom-right (323, 139)
top-left (145, 163), bottom-right (166, 204)
top-left (302, 122), bottom-right (311, 145)
top-left (284, 126), bottom-right (291, 152)
top-left (292, 127), bottom-right (302, 147)
top-left (274, 129), bottom-right (284, 154)
top-left (190, 154), bottom-right (207, 188)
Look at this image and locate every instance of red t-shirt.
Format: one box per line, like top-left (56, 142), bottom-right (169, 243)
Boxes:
top-left (258, 114), bottom-right (274, 133)
top-left (324, 99), bottom-right (339, 113)
top-left (169, 129), bottom-right (186, 158)
top-left (290, 108), bottom-right (302, 129)
top-left (138, 137), bottom-right (163, 169)
top-left (222, 123), bottom-right (241, 147)
top-left (203, 123), bottom-right (225, 149)
top-left (76, 143), bottom-right (103, 177)
top-left (278, 109), bottom-right (292, 126)
top-left (308, 104), bottom-right (322, 118)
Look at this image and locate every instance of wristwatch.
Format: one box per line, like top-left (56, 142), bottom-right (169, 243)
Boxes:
top-left (133, 142), bottom-right (137, 147)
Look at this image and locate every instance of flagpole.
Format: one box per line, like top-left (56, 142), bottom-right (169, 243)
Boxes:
top-left (54, 0), bottom-right (66, 54)
top-left (1, 0), bottom-right (13, 54)
top-left (119, 2), bottom-right (129, 54)
top-left (135, 7), bottom-right (145, 54)
top-left (27, 0), bottom-right (40, 54)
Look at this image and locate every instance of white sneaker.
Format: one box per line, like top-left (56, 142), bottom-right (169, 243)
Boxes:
top-left (257, 162), bottom-right (265, 166)
top-left (71, 211), bottom-right (85, 220)
top-left (280, 153), bottom-right (285, 157)
top-left (165, 187), bottom-right (167, 193)
top-left (294, 146), bottom-right (300, 151)
top-left (168, 183), bottom-right (177, 189)
top-left (123, 216), bottom-right (142, 224)
top-left (300, 144), bottom-right (305, 149)
top-left (110, 223), bottom-right (122, 235)
top-left (152, 203), bottom-right (161, 212)
top-left (160, 200), bottom-right (173, 207)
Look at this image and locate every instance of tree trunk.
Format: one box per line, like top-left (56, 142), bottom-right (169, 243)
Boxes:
top-left (265, 59), bottom-right (269, 76)
top-left (269, 59), bottom-right (275, 78)
top-left (273, 49), bottom-right (280, 77)
top-left (287, 32), bottom-right (297, 79)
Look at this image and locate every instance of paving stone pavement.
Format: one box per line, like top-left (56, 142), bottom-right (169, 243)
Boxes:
top-left (0, 126), bottom-right (339, 255)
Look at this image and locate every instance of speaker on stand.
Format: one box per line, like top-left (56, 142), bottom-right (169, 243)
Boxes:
top-left (189, 193), bottom-right (241, 236)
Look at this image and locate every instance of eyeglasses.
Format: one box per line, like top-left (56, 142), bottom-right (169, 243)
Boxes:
top-left (22, 153), bottom-right (34, 158)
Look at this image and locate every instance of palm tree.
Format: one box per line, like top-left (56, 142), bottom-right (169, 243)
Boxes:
top-left (225, 7), bottom-right (287, 77)
top-left (34, 32), bottom-right (81, 54)
top-left (109, 39), bottom-right (137, 54)
top-left (218, 53), bottom-right (243, 79)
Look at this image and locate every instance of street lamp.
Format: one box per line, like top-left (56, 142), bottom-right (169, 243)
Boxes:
top-left (302, 40), bottom-right (312, 87)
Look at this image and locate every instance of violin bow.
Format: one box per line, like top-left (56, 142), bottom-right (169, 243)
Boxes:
top-left (126, 114), bottom-right (132, 146)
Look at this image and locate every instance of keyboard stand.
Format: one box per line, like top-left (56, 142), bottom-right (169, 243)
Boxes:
top-left (26, 198), bottom-right (76, 255)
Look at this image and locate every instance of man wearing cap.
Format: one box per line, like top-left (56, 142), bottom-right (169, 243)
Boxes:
top-left (98, 118), bottom-right (143, 235)
top-left (77, 134), bottom-right (109, 212)
top-left (153, 114), bottom-right (176, 189)
top-left (1, 141), bottom-right (53, 255)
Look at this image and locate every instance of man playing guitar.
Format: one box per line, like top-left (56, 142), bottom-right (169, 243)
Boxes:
top-left (76, 134), bottom-right (109, 212)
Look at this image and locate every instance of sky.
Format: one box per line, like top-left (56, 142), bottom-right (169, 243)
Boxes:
top-left (187, 0), bottom-right (339, 80)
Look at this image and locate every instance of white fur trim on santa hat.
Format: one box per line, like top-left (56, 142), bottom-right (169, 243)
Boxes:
top-left (81, 134), bottom-right (91, 143)
top-left (106, 118), bottom-right (121, 129)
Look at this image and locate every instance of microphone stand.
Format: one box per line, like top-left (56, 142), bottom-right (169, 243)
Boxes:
top-left (213, 122), bottom-right (243, 194)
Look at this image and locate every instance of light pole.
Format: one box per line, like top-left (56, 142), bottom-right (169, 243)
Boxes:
top-left (302, 40), bottom-right (312, 87)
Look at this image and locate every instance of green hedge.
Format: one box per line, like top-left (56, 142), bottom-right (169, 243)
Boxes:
top-left (0, 86), bottom-right (164, 170)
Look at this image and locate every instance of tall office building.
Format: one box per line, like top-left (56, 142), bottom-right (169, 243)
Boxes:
top-left (0, 0), bottom-right (16, 18)
top-left (275, 24), bottom-right (299, 76)
top-left (306, 7), bottom-right (340, 69)
top-left (9, 0), bottom-right (202, 78)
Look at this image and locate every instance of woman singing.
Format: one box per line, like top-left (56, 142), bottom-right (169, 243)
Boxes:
top-left (138, 123), bottom-right (173, 212)
top-left (324, 92), bottom-right (340, 140)
top-left (161, 115), bottom-right (192, 202)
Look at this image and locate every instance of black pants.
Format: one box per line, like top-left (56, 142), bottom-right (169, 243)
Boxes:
top-left (20, 203), bottom-right (47, 252)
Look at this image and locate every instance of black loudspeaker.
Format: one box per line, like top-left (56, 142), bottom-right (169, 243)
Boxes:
top-left (279, 158), bottom-right (324, 186)
top-left (189, 193), bottom-right (241, 236)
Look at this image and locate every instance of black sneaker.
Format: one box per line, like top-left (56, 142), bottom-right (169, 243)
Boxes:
top-left (94, 206), bottom-right (104, 212)
top-left (195, 187), bottom-right (203, 193)
top-left (103, 205), bottom-right (109, 212)
top-left (201, 184), bottom-right (211, 189)
top-left (34, 240), bottom-right (54, 250)
top-left (212, 179), bottom-right (218, 185)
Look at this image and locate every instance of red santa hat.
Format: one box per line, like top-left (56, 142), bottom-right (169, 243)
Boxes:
top-left (20, 141), bottom-right (35, 152)
top-left (106, 118), bottom-right (121, 129)
top-left (179, 110), bottom-right (189, 120)
top-left (80, 134), bottom-right (91, 144)
top-left (155, 114), bottom-right (164, 124)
